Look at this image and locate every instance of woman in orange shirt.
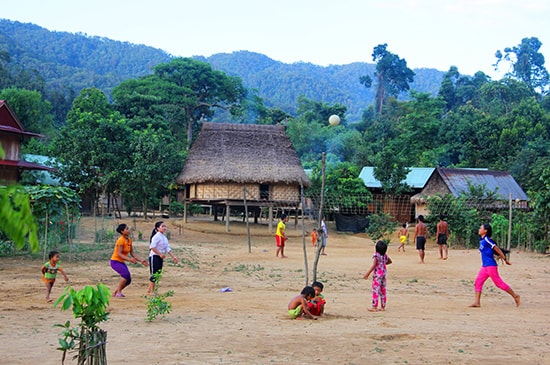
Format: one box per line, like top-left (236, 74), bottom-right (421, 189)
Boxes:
top-left (110, 223), bottom-right (148, 297)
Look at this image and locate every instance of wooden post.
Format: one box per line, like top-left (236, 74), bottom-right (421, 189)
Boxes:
top-left (225, 203), bottom-right (230, 232)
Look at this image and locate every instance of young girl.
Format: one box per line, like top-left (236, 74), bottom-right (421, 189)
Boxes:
top-left (469, 223), bottom-right (520, 308)
top-left (41, 250), bottom-right (69, 302)
top-left (363, 240), bottom-right (392, 312)
top-left (147, 221), bottom-right (179, 294)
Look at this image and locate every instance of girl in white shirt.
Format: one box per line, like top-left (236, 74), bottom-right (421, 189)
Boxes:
top-left (147, 221), bottom-right (179, 294)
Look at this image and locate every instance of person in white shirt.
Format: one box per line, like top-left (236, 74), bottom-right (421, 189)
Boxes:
top-left (147, 221), bottom-right (179, 294)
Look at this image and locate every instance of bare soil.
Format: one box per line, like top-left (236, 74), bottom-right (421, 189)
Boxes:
top-left (1, 216), bottom-right (549, 365)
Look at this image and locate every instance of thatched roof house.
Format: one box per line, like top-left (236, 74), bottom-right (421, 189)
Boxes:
top-left (175, 122), bottom-right (309, 228)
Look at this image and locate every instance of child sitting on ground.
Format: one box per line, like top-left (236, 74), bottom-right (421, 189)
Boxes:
top-left (288, 286), bottom-right (317, 320)
top-left (308, 281), bottom-right (326, 316)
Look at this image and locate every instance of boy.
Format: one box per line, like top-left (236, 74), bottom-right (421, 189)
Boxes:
top-left (275, 213), bottom-right (289, 258)
top-left (398, 223), bottom-right (408, 252)
top-left (308, 281), bottom-right (326, 316)
top-left (41, 250), bottom-right (69, 302)
top-left (288, 286), bottom-right (317, 320)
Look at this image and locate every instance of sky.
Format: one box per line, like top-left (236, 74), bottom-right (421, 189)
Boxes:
top-left (2, 0), bottom-right (549, 78)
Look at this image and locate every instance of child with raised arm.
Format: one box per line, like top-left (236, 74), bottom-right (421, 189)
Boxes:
top-left (363, 240), bottom-right (392, 312)
top-left (288, 286), bottom-right (317, 320)
top-left (41, 250), bottom-right (69, 302)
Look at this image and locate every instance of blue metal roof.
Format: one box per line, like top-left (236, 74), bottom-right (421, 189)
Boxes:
top-left (359, 167), bottom-right (435, 189)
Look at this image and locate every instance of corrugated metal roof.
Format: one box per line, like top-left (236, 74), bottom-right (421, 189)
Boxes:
top-left (359, 167), bottom-right (435, 188)
top-left (438, 168), bottom-right (528, 201)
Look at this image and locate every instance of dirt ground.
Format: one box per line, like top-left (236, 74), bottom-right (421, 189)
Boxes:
top-left (1, 216), bottom-right (549, 365)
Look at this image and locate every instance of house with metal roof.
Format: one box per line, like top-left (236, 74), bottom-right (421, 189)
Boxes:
top-left (358, 167), bottom-right (435, 223)
top-left (411, 167), bottom-right (528, 217)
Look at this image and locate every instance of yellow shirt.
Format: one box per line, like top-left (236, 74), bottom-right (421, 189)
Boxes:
top-left (276, 220), bottom-right (286, 238)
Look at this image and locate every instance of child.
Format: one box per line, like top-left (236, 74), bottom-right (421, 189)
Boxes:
top-left (308, 281), bottom-right (326, 316)
top-left (275, 213), bottom-right (289, 258)
top-left (288, 286), bottom-right (317, 320)
top-left (311, 228), bottom-right (318, 247)
top-left (363, 240), bottom-right (392, 312)
top-left (41, 250), bottom-right (69, 302)
top-left (469, 223), bottom-right (520, 308)
top-left (398, 223), bottom-right (408, 252)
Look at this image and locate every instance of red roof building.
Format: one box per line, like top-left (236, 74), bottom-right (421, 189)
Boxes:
top-left (0, 100), bottom-right (51, 184)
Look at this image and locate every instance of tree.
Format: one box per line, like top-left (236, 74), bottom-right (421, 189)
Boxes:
top-left (152, 58), bottom-right (247, 146)
top-left (0, 87), bottom-right (55, 139)
top-left (121, 126), bottom-right (184, 217)
top-left (360, 44), bottom-right (415, 114)
top-left (52, 88), bottom-right (130, 215)
top-left (494, 37), bottom-right (550, 93)
top-left (0, 146), bottom-right (39, 252)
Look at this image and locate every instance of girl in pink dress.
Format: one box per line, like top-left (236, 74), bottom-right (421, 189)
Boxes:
top-left (363, 240), bottom-right (392, 311)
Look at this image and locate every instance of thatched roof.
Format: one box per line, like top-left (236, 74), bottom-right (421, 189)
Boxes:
top-left (176, 122), bottom-right (310, 187)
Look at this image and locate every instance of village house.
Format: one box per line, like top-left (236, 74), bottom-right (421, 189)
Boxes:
top-left (0, 100), bottom-right (51, 184)
top-left (411, 167), bottom-right (529, 217)
top-left (175, 122), bottom-right (310, 232)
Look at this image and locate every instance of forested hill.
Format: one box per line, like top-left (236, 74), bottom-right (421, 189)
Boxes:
top-left (0, 19), bottom-right (445, 121)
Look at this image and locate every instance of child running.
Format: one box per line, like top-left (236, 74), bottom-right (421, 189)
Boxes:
top-left (469, 223), bottom-right (520, 308)
top-left (288, 286), bottom-right (317, 320)
top-left (41, 250), bottom-right (69, 302)
top-left (363, 240), bottom-right (392, 312)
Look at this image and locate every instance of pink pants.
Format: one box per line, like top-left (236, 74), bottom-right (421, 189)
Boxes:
top-left (474, 266), bottom-right (510, 292)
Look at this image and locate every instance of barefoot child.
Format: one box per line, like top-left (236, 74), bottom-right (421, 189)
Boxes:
top-left (398, 223), bottom-right (408, 252)
top-left (469, 223), bottom-right (520, 308)
top-left (308, 281), bottom-right (326, 316)
top-left (311, 228), bottom-right (318, 247)
top-left (275, 214), bottom-right (289, 258)
top-left (41, 250), bottom-right (69, 302)
top-left (363, 240), bottom-right (392, 312)
top-left (288, 286), bottom-right (317, 320)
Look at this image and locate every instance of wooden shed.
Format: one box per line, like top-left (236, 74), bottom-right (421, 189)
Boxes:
top-left (175, 122), bottom-right (310, 231)
top-left (0, 100), bottom-right (51, 184)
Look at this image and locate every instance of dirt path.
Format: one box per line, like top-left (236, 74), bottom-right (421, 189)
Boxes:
top-left (1, 218), bottom-right (548, 364)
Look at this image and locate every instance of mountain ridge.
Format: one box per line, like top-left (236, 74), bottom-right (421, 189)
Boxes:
top-left (0, 19), bottom-right (445, 121)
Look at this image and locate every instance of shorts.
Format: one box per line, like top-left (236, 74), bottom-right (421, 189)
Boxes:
top-left (42, 277), bottom-right (55, 284)
top-left (276, 235), bottom-right (286, 247)
top-left (288, 305), bottom-right (302, 319)
top-left (400, 235), bottom-right (407, 244)
top-left (437, 234), bottom-right (448, 245)
top-left (416, 236), bottom-right (426, 250)
top-left (110, 259), bottom-right (132, 284)
top-left (149, 255), bottom-right (164, 282)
